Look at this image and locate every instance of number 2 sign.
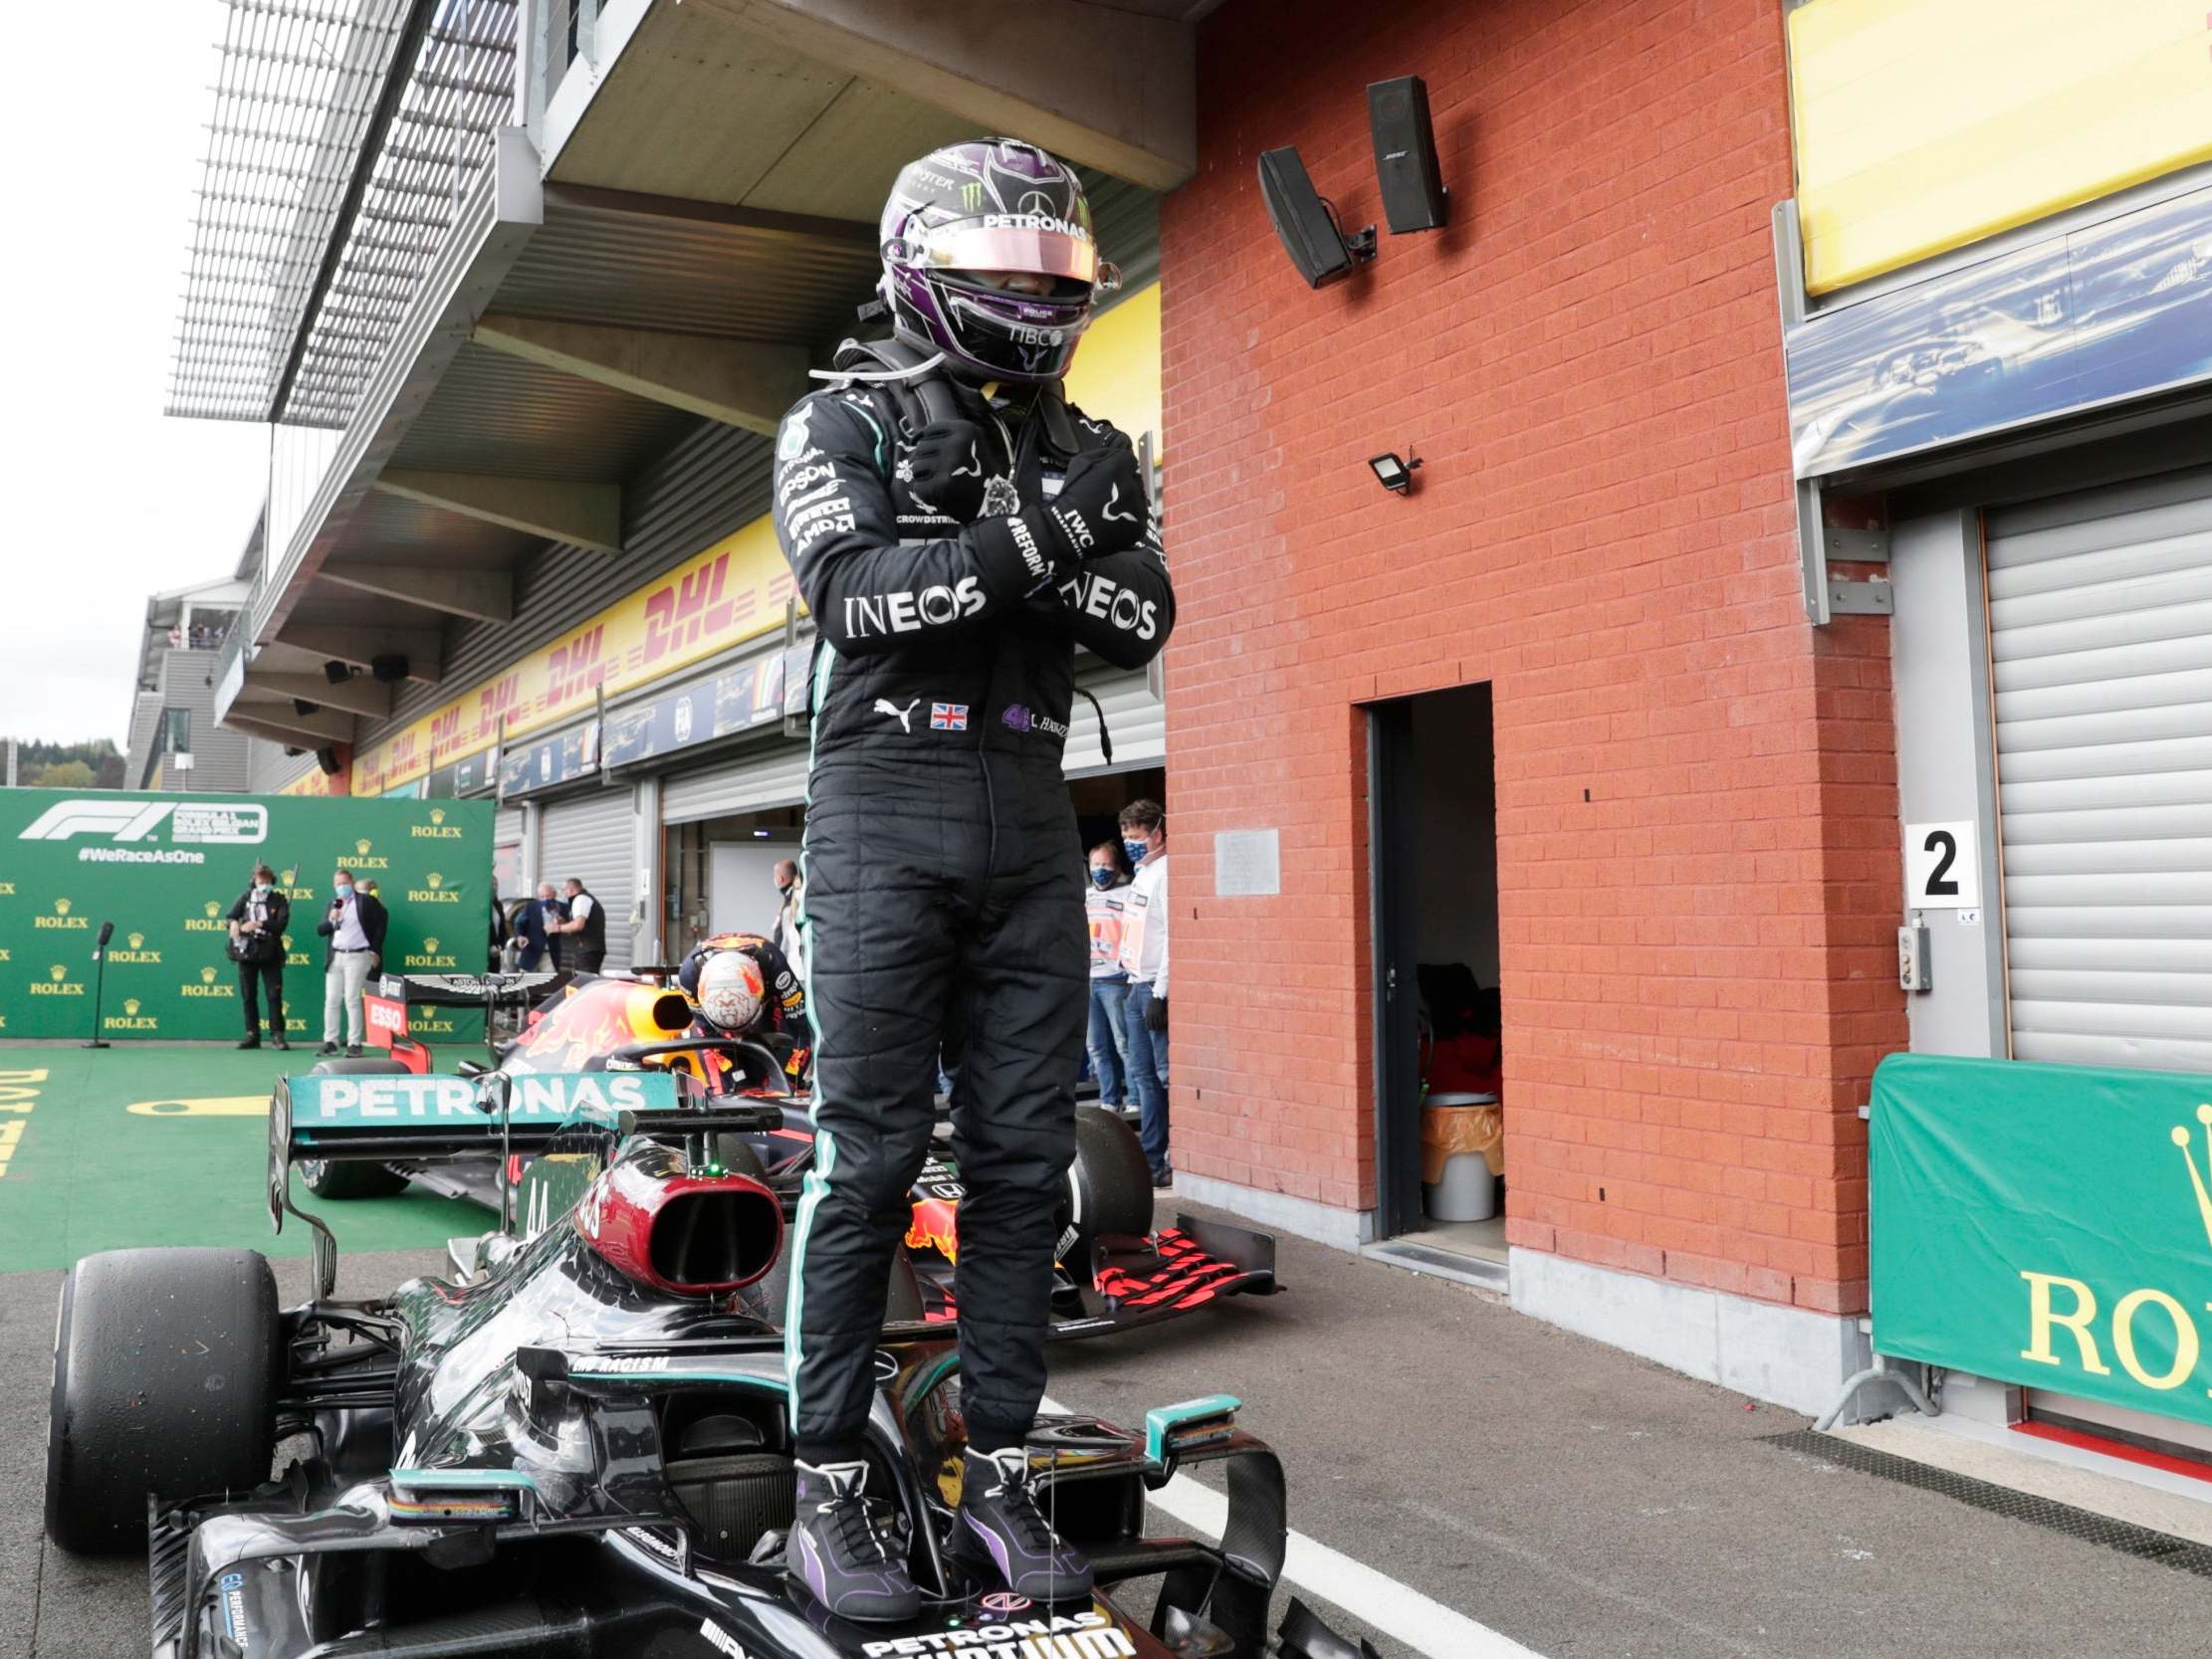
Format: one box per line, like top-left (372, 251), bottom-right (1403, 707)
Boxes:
top-left (1904, 821), bottom-right (1979, 910)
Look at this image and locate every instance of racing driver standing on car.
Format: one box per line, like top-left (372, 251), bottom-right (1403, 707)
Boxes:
top-left (772, 138), bottom-right (1172, 1619)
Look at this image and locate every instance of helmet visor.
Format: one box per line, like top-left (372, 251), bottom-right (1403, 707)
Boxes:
top-left (915, 217), bottom-right (1098, 286)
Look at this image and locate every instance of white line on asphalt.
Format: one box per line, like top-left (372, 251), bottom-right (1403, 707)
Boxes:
top-left (1040, 1395), bottom-right (1545, 1659)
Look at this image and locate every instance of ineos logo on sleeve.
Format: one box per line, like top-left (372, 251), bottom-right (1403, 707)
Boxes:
top-left (1057, 570), bottom-right (1160, 641)
top-left (844, 576), bottom-right (987, 639)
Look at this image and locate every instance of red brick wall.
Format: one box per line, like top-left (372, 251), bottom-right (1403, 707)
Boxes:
top-left (1159, 0), bottom-right (1903, 1315)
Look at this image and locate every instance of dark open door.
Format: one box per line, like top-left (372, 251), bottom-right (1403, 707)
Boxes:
top-left (1367, 700), bottom-right (1422, 1237)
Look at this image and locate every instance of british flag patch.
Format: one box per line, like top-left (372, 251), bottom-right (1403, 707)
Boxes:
top-left (930, 703), bottom-right (969, 730)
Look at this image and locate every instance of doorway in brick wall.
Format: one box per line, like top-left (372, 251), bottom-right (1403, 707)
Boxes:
top-left (1368, 684), bottom-right (1504, 1282)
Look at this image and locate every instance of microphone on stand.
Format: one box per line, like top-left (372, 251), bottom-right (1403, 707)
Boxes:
top-left (84, 921), bottom-right (115, 1050)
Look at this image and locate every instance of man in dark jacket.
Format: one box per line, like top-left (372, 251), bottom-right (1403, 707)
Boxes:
top-left (315, 865), bottom-right (387, 1057)
top-left (225, 862), bottom-right (291, 1050)
top-left (513, 883), bottom-right (556, 971)
top-left (772, 138), bottom-right (1173, 1620)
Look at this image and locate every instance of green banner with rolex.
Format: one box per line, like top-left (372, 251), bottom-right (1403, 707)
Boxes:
top-left (0, 790), bottom-right (492, 1043)
top-left (1872, 1053), bottom-right (2212, 1430)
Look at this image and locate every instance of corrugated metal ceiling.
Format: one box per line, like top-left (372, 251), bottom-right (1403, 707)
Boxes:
top-left (386, 341), bottom-right (700, 480)
top-left (496, 193), bottom-right (880, 343)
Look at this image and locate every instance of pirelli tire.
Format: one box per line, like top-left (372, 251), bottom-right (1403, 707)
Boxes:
top-left (46, 1247), bottom-right (280, 1554)
top-left (298, 1057), bottom-right (412, 1199)
top-left (1067, 1105), bottom-right (1155, 1267)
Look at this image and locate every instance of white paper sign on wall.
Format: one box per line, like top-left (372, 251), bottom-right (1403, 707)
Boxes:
top-left (1904, 821), bottom-right (1979, 910)
top-left (1215, 828), bottom-right (1281, 898)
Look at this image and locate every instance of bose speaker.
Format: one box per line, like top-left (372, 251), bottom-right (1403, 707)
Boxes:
top-left (316, 746), bottom-right (342, 777)
top-left (1369, 76), bottom-right (1446, 234)
top-left (1258, 146), bottom-right (1362, 290)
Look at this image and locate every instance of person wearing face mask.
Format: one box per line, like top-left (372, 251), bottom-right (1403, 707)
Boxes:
top-left (315, 865), bottom-right (387, 1057)
top-left (1115, 799), bottom-right (1170, 1187)
top-left (1083, 841), bottom-right (1135, 1117)
top-left (225, 863), bottom-right (292, 1050)
top-left (770, 859), bottom-right (807, 989)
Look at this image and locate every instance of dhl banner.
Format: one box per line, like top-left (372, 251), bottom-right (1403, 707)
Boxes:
top-left (1788, 1), bottom-right (2212, 295)
top-left (281, 762), bottom-right (345, 798)
top-left (350, 517), bottom-right (793, 795)
top-left (0, 790), bottom-right (490, 1041)
top-left (349, 281), bottom-right (1165, 797)
top-left (1873, 1054), bottom-right (2212, 1430)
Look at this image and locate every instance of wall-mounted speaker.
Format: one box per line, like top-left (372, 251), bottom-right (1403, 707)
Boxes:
top-left (1258, 146), bottom-right (1373, 290)
top-left (1369, 75), bottom-right (1447, 234)
top-left (316, 746), bottom-right (342, 776)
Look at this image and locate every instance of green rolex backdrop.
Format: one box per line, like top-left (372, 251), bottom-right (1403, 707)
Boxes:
top-left (0, 790), bottom-right (492, 1043)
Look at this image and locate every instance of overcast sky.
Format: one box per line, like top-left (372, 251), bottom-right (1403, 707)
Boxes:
top-left (1, 2), bottom-right (269, 751)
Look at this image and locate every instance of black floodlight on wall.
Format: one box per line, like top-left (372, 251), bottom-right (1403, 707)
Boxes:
top-left (369, 654), bottom-right (409, 684)
top-left (1258, 146), bottom-right (1375, 289)
top-left (1369, 450), bottom-right (1424, 494)
top-left (322, 659), bottom-right (351, 685)
top-left (316, 747), bottom-right (343, 776)
top-left (292, 699), bottom-right (321, 718)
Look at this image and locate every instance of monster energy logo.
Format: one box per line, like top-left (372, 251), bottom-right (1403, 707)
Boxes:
top-left (962, 181), bottom-right (984, 212)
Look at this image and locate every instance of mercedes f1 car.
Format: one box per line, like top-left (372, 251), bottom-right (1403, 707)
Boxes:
top-left (44, 1064), bottom-right (1377, 1659)
top-left (321, 972), bottom-right (1277, 1343)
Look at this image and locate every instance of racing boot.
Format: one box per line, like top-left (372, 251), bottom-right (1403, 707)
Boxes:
top-left (785, 1458), bottom-right (920, 1622)
top-left (955, 1446), bottom-right (1094, 1600)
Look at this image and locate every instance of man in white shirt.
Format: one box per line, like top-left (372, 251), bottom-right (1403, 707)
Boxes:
top-left (771, 859), bottom-right (807, 987)
top-left (1084, 841), bottom-right (1135, 1112)
top-left (1115, 799), bottom-right (1171, 1186)
top-left (551, 877), bottom-right (606, 973)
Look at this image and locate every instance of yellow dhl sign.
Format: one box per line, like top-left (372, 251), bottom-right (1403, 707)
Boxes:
top-left (1788, 0), bottom-right (2212, 295)
top-left (281, 766), bottom-right (340, 797)
top-left (350, 517), bottom-right (793, 795)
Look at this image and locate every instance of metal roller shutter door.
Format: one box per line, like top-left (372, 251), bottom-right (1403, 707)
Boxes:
top-left (1064, 663), bottom-right (1162, 776)
top-left (494, 806), bottom-right (524, 846)
top-left (538, 787), bottom-right (638, 972)
top-left (1986, 463), bottom-right (2212, 1072)
top-left (663, 741), bottom-right (813, 824)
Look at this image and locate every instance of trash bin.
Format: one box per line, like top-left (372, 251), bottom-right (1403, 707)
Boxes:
top-left (1422, 1092), bottom-right (1501, 1222)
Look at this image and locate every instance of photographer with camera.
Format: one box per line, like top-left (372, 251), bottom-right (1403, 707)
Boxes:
top-left (224, 862), bottom-right (291, 1051)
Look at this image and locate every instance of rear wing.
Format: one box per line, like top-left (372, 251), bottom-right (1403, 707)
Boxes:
top-left (377, 970), bottom-right (568, 1008)
top-left (268, 1069), bottom-right (687, 1294)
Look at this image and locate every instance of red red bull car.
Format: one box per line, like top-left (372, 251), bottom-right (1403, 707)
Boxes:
top-left (320, 970), bottom-right (1279, 1341)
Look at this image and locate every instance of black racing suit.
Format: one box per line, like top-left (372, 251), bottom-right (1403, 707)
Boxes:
top-left (774, 368), bottom-right (1173, 1459)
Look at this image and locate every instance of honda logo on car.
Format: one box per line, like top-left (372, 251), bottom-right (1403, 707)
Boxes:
top-left (861, 1611), bottom-right (1135, 1657)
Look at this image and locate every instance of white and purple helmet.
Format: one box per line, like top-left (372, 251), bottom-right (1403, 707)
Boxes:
top-left (878, 138), bottom-right (1116, 384)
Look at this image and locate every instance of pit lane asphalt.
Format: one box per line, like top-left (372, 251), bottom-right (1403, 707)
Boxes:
top-left (14, 1216), bottom-right (2212, 1656)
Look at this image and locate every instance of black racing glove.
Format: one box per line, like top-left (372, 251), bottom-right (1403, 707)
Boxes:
top-left (965, 438), bottom-right (1147, 601)
top-left (898, 419), bottom-right (990, 520)
top-left (1144, 994), bottom-right (1168, 1032)
top-left (1042, 438), bottom-right (1147, 562)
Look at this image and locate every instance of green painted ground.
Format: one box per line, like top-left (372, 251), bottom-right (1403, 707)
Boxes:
top-left (0, 1044), bottom-right (485, 1272)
